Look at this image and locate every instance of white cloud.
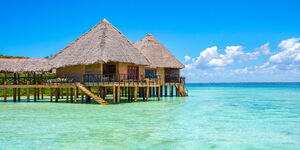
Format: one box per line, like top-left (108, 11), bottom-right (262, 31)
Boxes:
top-left (266, 38), bottom-right (300, 70)
top-left (182, 38), bottom-right (300, 83)
top-left (256, 43), bottom-right (271, 55)
top-left (183, 56), bottom-right (191, 62)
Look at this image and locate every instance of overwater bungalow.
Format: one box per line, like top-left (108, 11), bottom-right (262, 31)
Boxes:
top-left (0, 19), bottom-right (187, 104)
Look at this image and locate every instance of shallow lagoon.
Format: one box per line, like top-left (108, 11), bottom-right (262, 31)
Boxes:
top-left (0, 84), bottom-right (300, 150)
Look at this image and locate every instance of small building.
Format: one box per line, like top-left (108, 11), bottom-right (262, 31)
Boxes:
top-left (0, 19), bottom-right (187, 104)
top-left (133, 34), bottom-right (185, 84)
top-left (49, 19), bottom-right (150, 82)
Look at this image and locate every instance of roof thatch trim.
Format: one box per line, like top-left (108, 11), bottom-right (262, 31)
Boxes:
top-left (0, 58), bottom-right (52, 73)
top-left (49, 19), bottom-right (150, 68)
top-left (133, 34), bottom-right (185, 69)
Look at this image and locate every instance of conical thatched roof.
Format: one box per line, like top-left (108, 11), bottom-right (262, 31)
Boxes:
top-left (0, 58), bottom-right (52, 73)
top-left (50, 19), bottom-right (150, 68)
top-left (133, 34), bottom-right (185, 69)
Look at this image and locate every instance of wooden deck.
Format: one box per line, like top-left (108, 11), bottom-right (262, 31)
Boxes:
top-left (0, 81), bottom-right (187, 104)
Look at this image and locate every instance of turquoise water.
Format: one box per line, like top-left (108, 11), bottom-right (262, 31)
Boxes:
top-left (0, 84), bottom-right (300, 150)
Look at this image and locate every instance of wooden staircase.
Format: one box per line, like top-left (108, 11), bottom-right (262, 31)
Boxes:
top-left (176, 85), bottom-right (188, 97)
top-left (75, 83), bottom-right (109, 105)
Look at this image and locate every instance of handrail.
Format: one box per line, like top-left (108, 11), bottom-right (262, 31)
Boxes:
top-left (83, 74), bottom-right (160, 84)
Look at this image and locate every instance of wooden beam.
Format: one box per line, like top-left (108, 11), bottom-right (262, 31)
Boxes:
top-left (66, 88), bottom-right (69, 103)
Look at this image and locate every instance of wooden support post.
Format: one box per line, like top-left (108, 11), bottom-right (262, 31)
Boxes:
top-left (37, 88), bottom-right (40, 100)
top-left (146, 86), bottom-right (149, 101)
top-left (34, 88), bottom-right (36, 102)
top-left (3, 86), bottom-right (7, 102)
top-left (164, 85), bottom-right (168, 97)
top-left (66, 88), bottom-right (69, 103)
top-left (50, 88), bottom-right (53, 102)
top-left (134, 86), bottom-right (138, 102)
top-left (86, 87), bottom-right (91, 103)
top-left (70, 88), bottom-right (74, 103)
top-left (74, 88), bottom-right (77, 103)
top-left (112, 86), bottom-right (116, 104)
top-left (158, 86), bottom-right (161, 100)
top-left (17, 88), bottom-right (21, 102)
top-left (170, 85), bottom-right (173, 97)
top-left (60, 88), bottom-right (63, 99)
top-left (176, 86), bottom-right (179, 97)
top-left (127, 87), bottom-right (130, 102)
top-left (26, 88), bottom-right (30, 102)
top-left (76, 87), bottom-right (79, 98)
top-left (13, 88), bottom-right (17, 102)
top-left (160, 86), bottom-right (163, 97)
top-left (117, 86), bottom-right (121, 103)
top-left (81, 90), bottom-right (84, 103)
top-left (41, 88), bottom-right (44, 100)
top-left (55, 88), bottom-right (59, 102)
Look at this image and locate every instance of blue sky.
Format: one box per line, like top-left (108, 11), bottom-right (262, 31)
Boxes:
top-left (1, 0), bottom-right (300, 82)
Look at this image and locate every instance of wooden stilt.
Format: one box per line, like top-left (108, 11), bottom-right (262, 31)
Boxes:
top-left (164, 85), bottom-right (168, 97)
top-left (117, 86), bottom-right (121, 103)
top-left (134, 86), bottom-right (138, 102)
top-left (13, 88), bottom-right (17, 102)
top-left (50, 88), bottom-right (53, 102)
top-left (112, 86), bottom-right (116, 104)
top-left (74, 88), bottom-right (77, 103)
top-left (146, 86), bottom-right (149, 101)
top-left (81, 90), bottom-right (84, 103)
top-left (17, 88), bottom-right (21, 101)
top-left (3, 87), bottom-right (7, 102)
top-left (170, 85), bottom-right (173, 97)
top-left (160, 86), bottom-right (163, 97)
top-left (158, 86), bottom-right (161, 100)
top-left (66, 88), bottom-right (69, 103)
top-left (37, 88), bottom-right (40, 100)
top-left (41, 88), bottom-right (44, 100)
top-left (55, 88), bottom-right (59, 102)
top-left (34, 88), bottom-right (36, 102)
top-left (26, 88), bottom-right (30, 102)
top-left (70, 88), bottom-right (74, 103)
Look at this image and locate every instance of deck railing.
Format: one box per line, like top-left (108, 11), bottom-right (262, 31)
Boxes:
top-left (83, 74), bottom-right (160, 84)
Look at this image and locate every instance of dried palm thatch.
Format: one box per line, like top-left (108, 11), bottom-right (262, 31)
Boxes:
top-left (133, 34), bottom-right (185, 69)
top-left (0, 58), bottom-right (52, 73)
top-left (49, 19), bottom-right (150, 68)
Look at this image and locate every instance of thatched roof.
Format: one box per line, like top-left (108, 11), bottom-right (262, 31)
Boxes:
top-left (50, 19), bottom-right (150, 68)
top-left (0, 58), bottom-right (52, 73)
top-left (133, 34), bottom-right (185, 69)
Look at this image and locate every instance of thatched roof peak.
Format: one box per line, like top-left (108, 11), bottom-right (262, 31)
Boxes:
top-left (50, 19), bottom-right (150, 68)
top-left (133, 34), bottom-right (185, 69)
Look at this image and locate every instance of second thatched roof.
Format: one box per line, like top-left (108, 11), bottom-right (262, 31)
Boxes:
top-left (0, 58), bottom-right (52, 73)
top-left (133, 34), bottom-right (185, 69)
top-left (50, 19), bottom-right (150, 68)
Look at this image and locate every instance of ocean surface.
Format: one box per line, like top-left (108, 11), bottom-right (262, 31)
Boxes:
top-left (0, 84), bottom-right (300, 150)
